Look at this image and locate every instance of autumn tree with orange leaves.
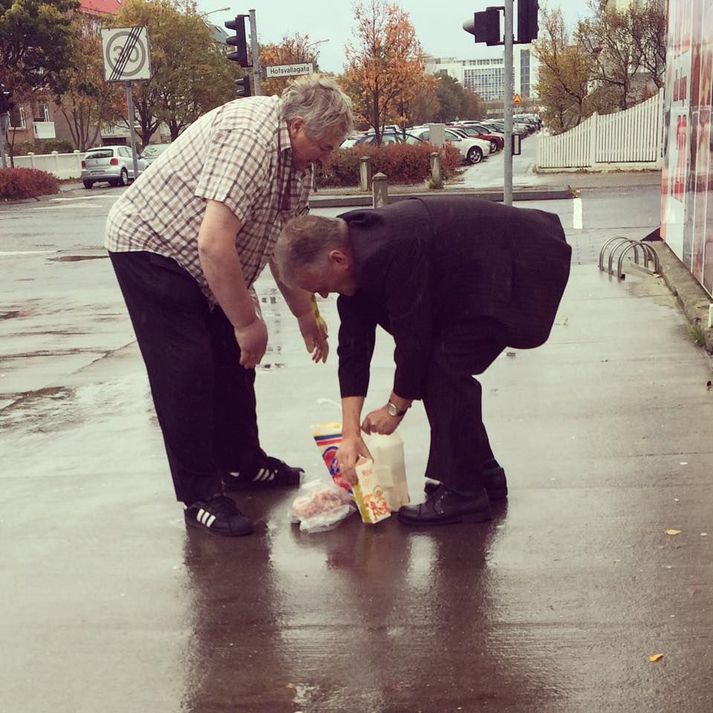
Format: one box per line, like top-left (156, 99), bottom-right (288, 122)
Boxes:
top-left (344, 0), bottom-right (426, 144)
top-left (259, 34), bottom-right (324, 97)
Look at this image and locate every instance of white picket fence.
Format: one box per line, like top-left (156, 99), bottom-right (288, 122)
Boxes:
top-left (11, 151), bottom-right (84, 180)
top-left (536, 90), bottom-right (664, 171)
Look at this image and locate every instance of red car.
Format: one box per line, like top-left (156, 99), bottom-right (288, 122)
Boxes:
top-left (448, 125), bottom-right (504, 152)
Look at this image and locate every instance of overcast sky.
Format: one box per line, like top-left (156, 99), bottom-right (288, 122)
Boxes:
top-left (197, 1), bottom-right (591, 74)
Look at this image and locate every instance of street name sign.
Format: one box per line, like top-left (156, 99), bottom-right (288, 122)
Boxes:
top-left (265, 63), bottom-right (314, 79)
top-left (102, 27), bottom-right (151, 83)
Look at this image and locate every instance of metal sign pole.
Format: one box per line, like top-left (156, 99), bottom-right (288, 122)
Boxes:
top-left (249, 10), bottom-right (261, 96)
top-left (503, 0), bottom-right (514, 206)
top-left (125, 81), bottom-right (140, 180)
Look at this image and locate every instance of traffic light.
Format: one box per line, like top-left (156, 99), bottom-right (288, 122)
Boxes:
top-left (235, 73), bottom-right (252, 98)
top-left (463, 7), bottom-right (502, 46)
top-left (0, 84), bottom-right (14, 114)
top-left (225, 14), bottom-right (250, 67)
top-left (517, 0), bottom-right (539, 44)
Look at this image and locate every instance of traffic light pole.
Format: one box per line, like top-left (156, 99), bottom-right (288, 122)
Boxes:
top-left (503, 0), bottom-right (514, 206)
top-left (463, 1), bottom-right (539, 205)
top-left (249, 9), bottom-right (261, 96)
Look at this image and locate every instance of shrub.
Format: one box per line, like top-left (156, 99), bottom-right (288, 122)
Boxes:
top-left (0, 168), bottom-right (60, 200)
top-left (13, 139), bottom-right (75, 156)
top-left (317, 142), bottom-right (463, 188)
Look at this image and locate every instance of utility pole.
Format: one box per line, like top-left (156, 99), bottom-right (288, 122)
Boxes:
top-left (0, 114), bottom-right (8, 169)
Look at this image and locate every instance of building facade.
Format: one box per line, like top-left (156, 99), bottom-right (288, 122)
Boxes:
top-left (425, 46), bottom-right (539, 102)
top-left (661, 0), bottom-right (713, 294)
top-left (4, 0), bottom-right (123, 152)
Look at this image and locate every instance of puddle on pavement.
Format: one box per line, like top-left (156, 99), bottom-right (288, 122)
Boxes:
top-left (49, 255), bottom-right (108, 262)
top-left (0, 386), bottom-right (78, 434)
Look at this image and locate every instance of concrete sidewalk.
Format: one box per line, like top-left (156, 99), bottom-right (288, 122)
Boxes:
top-left (1, 213), bottom-right (713, 711)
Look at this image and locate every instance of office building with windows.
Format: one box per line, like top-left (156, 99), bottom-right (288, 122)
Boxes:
top-left (425, 46), bottom-right (539, 102)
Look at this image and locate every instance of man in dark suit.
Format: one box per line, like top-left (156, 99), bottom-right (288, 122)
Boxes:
top-left (274, 196), bottom-right (571, 526)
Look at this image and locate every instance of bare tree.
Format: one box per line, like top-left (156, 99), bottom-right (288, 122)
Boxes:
top-left (630, 0), bottom-right (667, 90)
top-left (533, 7), bottom-right (594, 133)
top-left (576, 0), bottom-right (665, 109)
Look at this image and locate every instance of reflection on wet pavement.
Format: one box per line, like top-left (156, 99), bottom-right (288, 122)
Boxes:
top-left (2, 196), bottom-right (713, 712)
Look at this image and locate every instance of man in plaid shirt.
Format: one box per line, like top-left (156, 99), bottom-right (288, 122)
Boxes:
top-left (106, 75), bottom-right (353, 536)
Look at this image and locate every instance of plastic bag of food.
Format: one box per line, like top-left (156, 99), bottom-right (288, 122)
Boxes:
top-left (290, 480), bottom-right (356, 533)
top-left (311, 421), bottom-right (353, 491)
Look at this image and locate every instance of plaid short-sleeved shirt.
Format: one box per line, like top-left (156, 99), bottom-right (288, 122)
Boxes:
top-left (105, 95), bottom-right (311, 300)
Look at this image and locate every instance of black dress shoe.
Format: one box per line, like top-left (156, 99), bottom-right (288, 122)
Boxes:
top-left (398, 485), bottom-right (492, 526)
top-left (424, 465), bottom-right (508, 500)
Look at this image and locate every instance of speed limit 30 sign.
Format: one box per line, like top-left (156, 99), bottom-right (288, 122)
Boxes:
top-left (101, 27), bottom-right (152, 83)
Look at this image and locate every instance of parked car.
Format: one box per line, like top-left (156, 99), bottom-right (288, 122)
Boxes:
top-left (353, 130), bottom-right (425, 146)
top-left (480, 120), bottom-right (530, 137)
top-left (408, 127), bottom-right (491, 165)
top-left (449, 125), bottom-right (504, 152)
top-left (140, 143), bottom-right (172, 166)
top-left (453, 121), bottom-right (505, 140)
top-left (340, 136), bottom-right (362, 148)
top-left (81, 146), bottom-right (146, 189)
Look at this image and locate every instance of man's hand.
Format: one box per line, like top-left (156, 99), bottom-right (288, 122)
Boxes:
top-left (297, 311), bottom-right (329, 363)
top-left (362, 406), bottom-right (402, 435)
top-left (336, 434), bottom-right (372, 478)
top-left (234, 318), bottom-right (268, 369)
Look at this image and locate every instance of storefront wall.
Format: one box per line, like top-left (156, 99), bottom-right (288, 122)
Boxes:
top-left (661, 0), bottom-right (713, 294)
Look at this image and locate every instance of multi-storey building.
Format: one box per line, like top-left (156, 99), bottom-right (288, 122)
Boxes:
top-left (425, 45), bottom-right (539, 102)
top-left (5, 0), bottom-right (122, 151)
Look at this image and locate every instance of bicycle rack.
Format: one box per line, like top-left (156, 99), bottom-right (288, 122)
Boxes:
top-left (598, 236), bottom-right (661, 281)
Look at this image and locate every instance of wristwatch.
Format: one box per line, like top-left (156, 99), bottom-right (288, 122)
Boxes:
top-left (387, 401), bottom-right (408, 417)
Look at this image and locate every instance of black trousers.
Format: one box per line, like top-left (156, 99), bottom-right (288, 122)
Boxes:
top-left (109, 250), bottom-right (265, 504)
top-left (421, 319), bottom-right (507, 492)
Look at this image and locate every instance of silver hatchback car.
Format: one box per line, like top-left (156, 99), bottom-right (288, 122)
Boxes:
top-left (81, 146), bottom-right (147, 189)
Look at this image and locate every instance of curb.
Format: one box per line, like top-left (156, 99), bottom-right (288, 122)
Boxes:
top-left (650, 241), bottom-right (713, 354)
top-left (309, 187), bottom-right (573, 209)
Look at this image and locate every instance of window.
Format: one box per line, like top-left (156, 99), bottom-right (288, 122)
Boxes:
top-left (9, 106), bottom-right (25, 129)
top-left (85, 148), bottom-right (114, 159)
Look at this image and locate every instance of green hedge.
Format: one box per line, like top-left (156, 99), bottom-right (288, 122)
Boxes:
top-left (317, 142), bottom-right (462, 187)
top-left (0, 168), bottom-right (60, 200)
top-left (12, 139), bottom-right (75, 156)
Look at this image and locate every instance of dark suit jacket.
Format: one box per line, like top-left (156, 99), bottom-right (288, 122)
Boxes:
top-left (336, 196), bottom-right (571, 400)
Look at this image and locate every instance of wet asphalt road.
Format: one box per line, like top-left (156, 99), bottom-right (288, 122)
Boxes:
top-left (1, 182), bottom-right (712, 712)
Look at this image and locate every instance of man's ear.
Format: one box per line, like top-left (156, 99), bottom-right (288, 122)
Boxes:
top-left (327, 249), bottom-right (349, 268)
top-left (288, 117), bottom-right (304, 137)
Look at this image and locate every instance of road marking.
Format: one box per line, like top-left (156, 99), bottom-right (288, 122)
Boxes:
top-left (34, 203), bottom-right (99, 210)
top-left (0, 250), bottom-right (56, 256)
top-left (49, 195), bottom-right (115, 202)
top-left (573, 197), bottom-right (583, 229)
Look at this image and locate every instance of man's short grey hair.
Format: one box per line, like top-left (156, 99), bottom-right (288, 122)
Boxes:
top-left (281, 74), bottom-right (353, 140)
top-left (274, 214), bottom-right (349, 287)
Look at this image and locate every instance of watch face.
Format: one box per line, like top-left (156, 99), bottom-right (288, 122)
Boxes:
top-left (387, 403), bottom-right (398, 416)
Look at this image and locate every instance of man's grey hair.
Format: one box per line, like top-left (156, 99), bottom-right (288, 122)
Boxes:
top-left (274, 214), bottom-right (349, 287)
top-left (281, 74), bottom-right (353, 140)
